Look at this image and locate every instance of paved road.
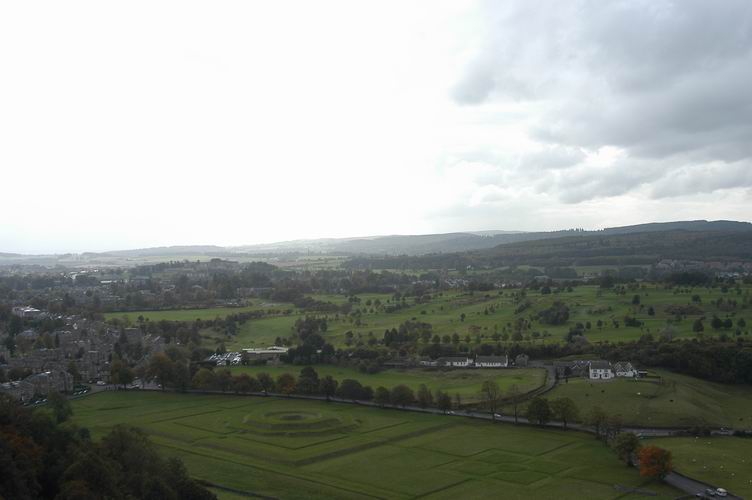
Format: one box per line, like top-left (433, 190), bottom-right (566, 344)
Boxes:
top-left (665, 471), bottom-right (742, 500)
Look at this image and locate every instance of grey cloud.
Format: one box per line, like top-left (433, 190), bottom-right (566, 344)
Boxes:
top-left (552, 160), bottom-right (664, 203)
top-left (452, 0), bottom-right (752, 202)
top-left (648, 162), bottom-right (752, 199)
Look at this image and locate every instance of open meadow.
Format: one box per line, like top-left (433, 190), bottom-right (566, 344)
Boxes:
top-left (647, 436), bottom-right (752, 498)
top-left (539, 369), bottom-right (752, 428)
top-left (190, 284), bottom-right (750, 350)
top-left (70, 391), bottom-right (680, 499)
top-left (230, 365), bottom-right (547, 403)
top-left (104, 301), bottom-right (296, 323)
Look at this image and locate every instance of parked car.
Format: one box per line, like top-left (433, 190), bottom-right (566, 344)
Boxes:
top-left (716, 488), bottom-right (728, 497)
top-left (96, 381), bottom-right (106, 386)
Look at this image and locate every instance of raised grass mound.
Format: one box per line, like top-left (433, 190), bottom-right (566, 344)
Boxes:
top-left (240, 409), bottom-right (360, 436)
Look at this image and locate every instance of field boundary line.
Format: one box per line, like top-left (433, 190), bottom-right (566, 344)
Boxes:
top-left (412, 478), bottom-right (473, 499)
top-left (233, 432), bottom-right (349, 451)
top-left (197, 480), bottom-right (277, 499)
top-left (294, 422), bottom-right (458, 466)
top-left (149, 408), bottom-right (222, 424)
top-left (156, 440), bottom-right (390, 500)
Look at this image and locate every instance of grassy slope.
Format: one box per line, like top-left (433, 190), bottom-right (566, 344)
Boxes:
top-left (104, 301), bottom-right (296, 322)
top-left (540, 369), bottom-right (752, 427)
top-left (103, 285), bottom-right (750, 350)
top-left (647, 436), bottom-right (752, 498)
top-left (71, 391), bottom-right (680, 499)
top-left (230, 365), bottom-right (547, 403)
top-left (195, 285), bottom-right (750, 350)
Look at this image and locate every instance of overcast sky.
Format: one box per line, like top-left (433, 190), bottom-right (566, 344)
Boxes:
top-left (2, 0), bottom-right (751, 254)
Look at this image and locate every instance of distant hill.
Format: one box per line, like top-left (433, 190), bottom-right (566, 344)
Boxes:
top-left (103, 245), bottom-right (228, 257)
top-left (599, 220), bottom-right (752, 235)
top-left (2, 220), bottom-right (750, 267)
top-left (0, 252), bottom-right (24, 258)
top-left (477, 229), bottom-right (752, 267)
top-left (232, 220), bottom-right (752, 256)
top-left (232, 229), bottom-right (590, 255)
top-left (346, 223), bottom-right (752, 270)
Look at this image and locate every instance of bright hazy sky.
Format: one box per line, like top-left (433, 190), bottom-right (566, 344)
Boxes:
top-left (2, 0), bottom-right (751, 254)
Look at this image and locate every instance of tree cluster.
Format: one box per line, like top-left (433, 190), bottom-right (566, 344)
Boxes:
top-left (0, 394), bottom-right (215, 500)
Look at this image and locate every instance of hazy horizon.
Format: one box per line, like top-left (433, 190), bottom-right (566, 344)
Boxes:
top-left (2, 219), bottom-right (751, 256)
top-left (2, 1), bottom-right (751, 254)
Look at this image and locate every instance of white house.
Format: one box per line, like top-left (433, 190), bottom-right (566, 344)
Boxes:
top-left (12, 306), bottom-right (42, 319)
top-left (613, 361), bottom-right (636, 378)
top-left (475, 355), bottom-right (508, 368)
top-left (588, 360), bottom-right (614, 380)
top-left (241, 346), bottom-right (289, 362)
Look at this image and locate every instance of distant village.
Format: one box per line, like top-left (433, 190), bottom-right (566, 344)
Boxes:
top-left (1, 306), bottom-right (166, 403)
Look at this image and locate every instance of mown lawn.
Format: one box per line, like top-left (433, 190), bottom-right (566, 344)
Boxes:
top-left (71, 391), bottom-right (680, 499)
top-left (230, 364), bottom-right (547, 403)
top-left (539, 369), bottom-right (752, 427)
top-left (647, 436), bottom-right (752, 498)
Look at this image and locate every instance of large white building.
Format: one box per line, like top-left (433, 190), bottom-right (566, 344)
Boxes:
top-left (588, 360), bottom-right (614, 380)
top-left (12, 306), bottom-right (42, 319)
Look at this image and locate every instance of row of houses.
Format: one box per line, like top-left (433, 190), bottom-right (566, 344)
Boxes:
top-left (0, 370), bottom-right (74, 403)
top-left (1, 316), bottom-right (167, 403)
top-left (421, 355), bottom-right (509, 369)
top-left (555, 360), bottom-right (645, 381)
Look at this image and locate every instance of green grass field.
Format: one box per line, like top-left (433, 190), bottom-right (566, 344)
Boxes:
top-left (189, 285), bottom-right (750, 350)
top-left (231, 365), bottom-right (547, 403)
top-left (540, 369), bottom-right (752, 427)
top-left (647, 436), bottom-right (752, 498)
top-left (104, 301), bottom-right (296, 322)
top-left (71, 391), bottom-right (680, 499)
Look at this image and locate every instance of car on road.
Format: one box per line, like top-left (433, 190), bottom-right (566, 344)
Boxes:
top-left (701, 487), bottom-right (729, 498)
top-left (96, 380), bottom-right (106, 386)
top-left (494, 413), bottom-right (503, 419)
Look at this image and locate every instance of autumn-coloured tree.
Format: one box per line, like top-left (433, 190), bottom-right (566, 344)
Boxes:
top-left (638, 445), bottom-right (672, 479)
top-left (276, 373), bottom-right (297, 396)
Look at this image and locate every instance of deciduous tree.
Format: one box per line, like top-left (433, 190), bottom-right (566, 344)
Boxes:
top-left (319, 375), bottom-right (338, 401)
top-left (417, 384), bottom-right (433, 408)
top-left (276, 373), bottom-right (296, 396)
top-left (436, 390), bottom-right (452, 413)
top-left (526, 397), bottom-right (551, 426)
top-left (550, 397), bottom-right (579, 430)
top-left (585, 406), bottom-right (609, 439)
top-left (374, 386), bottom-right (391, 407)
top-left (638, 445), bottom-right (672, 479)
top-left (480, 380), bottom-right (502, 423)
top-left (257, 372), bottom-right (274, 395)
top-left (390, 384), bottom-right (415, 407)
top-left (506, 384), bottom-right (522, 424)
top-left (612, 432), bottom-right (641, 466)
